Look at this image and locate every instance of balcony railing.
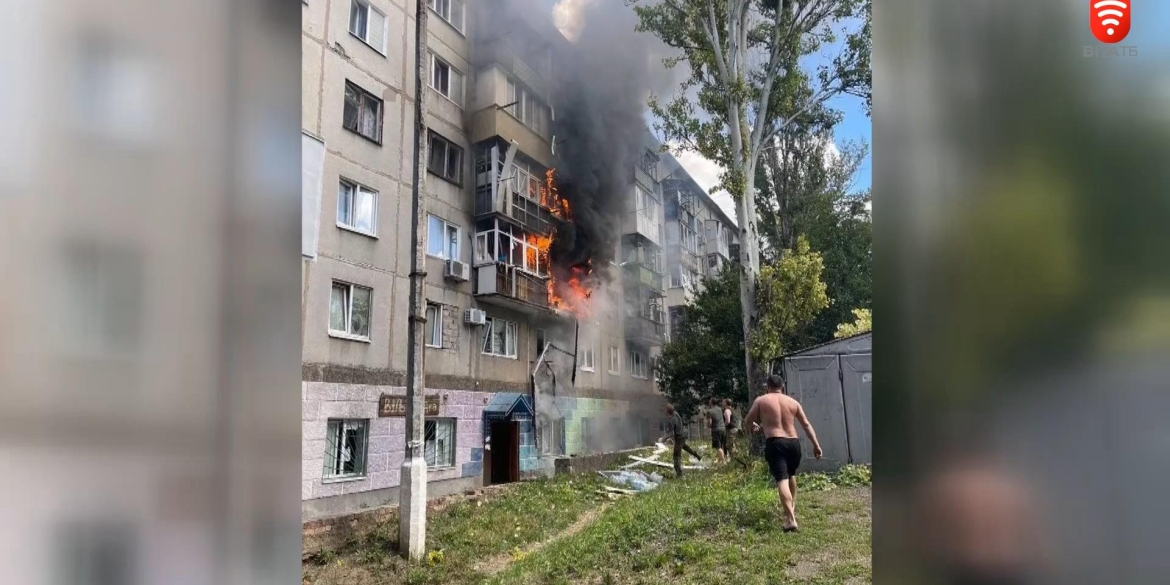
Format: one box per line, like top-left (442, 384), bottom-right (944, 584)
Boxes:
top-left (475, 262), bottom-right (549, 311)
top-left (474, 184), bottom-right (555, 236)
top-left (624, 263), bottom-right (663, 292)
top-left (625, 314), bottom-right (666, 345)
top-left (702, 234), bottom-right (729, 259)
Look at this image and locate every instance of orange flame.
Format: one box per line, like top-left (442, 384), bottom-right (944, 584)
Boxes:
top-left (542, 168), bottom-right (572, 220)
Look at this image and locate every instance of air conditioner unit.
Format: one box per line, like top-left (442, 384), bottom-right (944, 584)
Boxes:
top-left (464, 309), bottom-right (487, 326)
top-left (445, 259), bottom-right (471, 282)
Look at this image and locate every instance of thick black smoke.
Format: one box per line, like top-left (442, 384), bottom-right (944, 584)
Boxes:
top-left (546, 0), bottom-right (662, 282)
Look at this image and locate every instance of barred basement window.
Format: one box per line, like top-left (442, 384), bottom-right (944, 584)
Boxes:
top-left (323, 419), bottom-right (368, 480)
top-left (424, 418), bottom-right (455, 467)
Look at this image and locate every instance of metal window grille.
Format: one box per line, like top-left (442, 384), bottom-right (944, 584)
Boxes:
top-left (323, 419), bottom-right (368, 479)
top-left (424, 419), bottom-right (455, 467)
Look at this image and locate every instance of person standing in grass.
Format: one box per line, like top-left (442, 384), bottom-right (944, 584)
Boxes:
top-left (723, 398), bottom-right (741, 455)
top-left (660, 403), bottom-right (701, 478)
top-left (746, 375), bottom-right (823, 532)
top-left (707, 397), bottom-right (728, 466)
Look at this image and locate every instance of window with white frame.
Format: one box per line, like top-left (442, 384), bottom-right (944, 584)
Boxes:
top-left (579, 345), bottom-right (595, 371)
top-left (337, 178), bottom-right (377, 235)
top-left (427, 0), bottom-right (464, 32)
top-left (323, 419), bottom-right (368, 479)
top-left (329, 281), bottom-right (372, 339)
top-left (348, 0), bottom-right (387, 54)
top-left (506, 79), bottom-right (550, 136)
top-left (426, 214), bottom-right (460, 260)
top-left (474, 219), bottom-right (547, 276)
top-left (343, 80), bottom-right (382, 143)
top-left (425, 303), bottom-right (442, 348)
top-left (608, 346), bottom-right (620, 374)
top-left (630, 350), bottom-right (648, 379)
top-left (424, 418), bottom-right (456, 467)
top-left (429, 53), bottom-right (463, 105)
top-left (481, 317), bottom-right (518, 358)
top-left (427, 131), bottom-right (463, 184)
top-left (508, 156), bottom-right (544, 203)
top-left (636, 185), bottom-right (660, 220)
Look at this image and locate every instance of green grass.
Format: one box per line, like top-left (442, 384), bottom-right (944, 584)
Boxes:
top-left (303, 473), bottom-right (609, 585)
top-left (492, 461), bottom-right (871, 585)
top-left (303, 461), bottom-right (872, 585)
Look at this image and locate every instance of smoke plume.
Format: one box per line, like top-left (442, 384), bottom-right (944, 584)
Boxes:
top-left (546, 0), bottom-right (665, 282)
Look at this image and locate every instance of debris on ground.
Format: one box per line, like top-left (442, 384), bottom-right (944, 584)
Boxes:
top-left (596, 470), bottom-right (663, 492)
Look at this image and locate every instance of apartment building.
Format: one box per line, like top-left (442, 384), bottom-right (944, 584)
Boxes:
top-left (300, 0), bottom-right (685, 519)
top-left (659, 152), bottom-right (740, 340)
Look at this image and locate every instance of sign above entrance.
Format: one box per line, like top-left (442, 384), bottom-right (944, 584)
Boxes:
top-left (379, 394), bottom-right (440, 417)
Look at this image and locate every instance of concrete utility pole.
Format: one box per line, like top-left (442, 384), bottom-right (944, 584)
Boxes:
top-left (399, 0), bottom-right (429, 561)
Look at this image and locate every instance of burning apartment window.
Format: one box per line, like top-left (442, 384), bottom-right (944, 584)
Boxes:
top-left (481, 317), bottom-right (518, 358)
top-left (337, 178), bottom-right (378, 235)
top-left (427, 131), bottom-right (463, 184)
top-left (427, 0), bottom-right (464, 32)
top-left (629, 350), bottom-right (648, 379)
top-left (426, 214), bottom-right (460, 260)
top-left (348, 0), bottom-right (387, 54)
top-left (425, 304), bottom-right (442, 348)
top-left (329, 281), bottom-right (372, 340)
top-left (343, 80), bottom-right (383, 143)
top-left (429, 53), bottom-right (463, 105)
top-left (505, 79), bottom-right (550, 136)
top-left (579, 345), bottom-right (595, 371)
top-left (424, 419), bottom-right (455, 467)
top-left (608, 346), bottom-right (620, 374)
top-left (324, 420), bottom-right (368, 479)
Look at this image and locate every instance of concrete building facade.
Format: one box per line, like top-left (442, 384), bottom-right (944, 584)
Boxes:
top-left (301, 0), bottom-right (725, 520)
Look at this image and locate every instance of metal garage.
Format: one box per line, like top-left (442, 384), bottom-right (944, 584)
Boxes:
top-left (777, 332), bottom-right (871, 471)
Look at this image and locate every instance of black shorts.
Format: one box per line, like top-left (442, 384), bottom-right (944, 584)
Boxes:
top-left (711, 430), bottom-right (727, 450)
top-left (764, 437), bottom-right (803, 481)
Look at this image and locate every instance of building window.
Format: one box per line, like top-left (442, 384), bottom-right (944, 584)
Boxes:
top-left (581, 417), bottom-right (596, 451)
top-left (708, 254), bottom-right (719, 271)
top-left (329, 281), bottom-right (372, 339)
top-left (506, 79), bottom-right (550, 136)
top-left (348, 0), bottom-right (387, 54)
top-left (424, 418), bottom-right (456, 467)
top-left (630, 350), bottom-right (648, 379)
top-left (426, 304), bottom-right (442, 348)
top-left (535, 328), bottom-right (547, 360)
top-left (324, 419), bottom-right (368, 480)
top-left (429, 53), bottom-right (463, 105)
top-left (669, 266), bottom-right (682, 289)
top-left (62, 243), bottom-right (142, 357)
top-left (427, 131), bottom-right (463, 184)
top-left (426, 214), bottom-right (460, 260)
top-left (481, 317), bottom-right (518, 358)
top-left (608, 346), bottom-right (620, 374)
top-left (337, 179), bottom-right (377, 235)
top-left (343, 80), bottom-right (382, 143)
top-left (636, 185), bottom-right (660, 220)
top-left (579, 345), bottom-right (595, 371)
top-left (427, 0), bottom-right (464, 32)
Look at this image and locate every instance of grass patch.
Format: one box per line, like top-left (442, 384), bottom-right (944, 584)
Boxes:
top-left (493, 461), bottom-right (871, 585)
top-left (303, 473), bottom-right (608, 585)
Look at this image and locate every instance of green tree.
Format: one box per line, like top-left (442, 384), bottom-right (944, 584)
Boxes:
top-left (635, 0), bottom-right (871, 399)
top-left (751, 236), bottom-right (830, 362)
top-left (657, 266), bottom-right (746, 418)
top-left (657, 237), bottom-right (830, 414)
top-left (834, 307), bottom-right (871, 338)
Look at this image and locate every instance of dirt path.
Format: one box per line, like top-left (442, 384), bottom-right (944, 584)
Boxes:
top-left (474, 503), bottom-right (611, 577)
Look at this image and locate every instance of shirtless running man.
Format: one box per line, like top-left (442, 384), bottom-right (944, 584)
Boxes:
top-left (745, 375), bottom-right (822, 532)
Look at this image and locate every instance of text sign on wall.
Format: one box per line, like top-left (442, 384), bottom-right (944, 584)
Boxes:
top-left (379, 394), bottom-right (440, 417)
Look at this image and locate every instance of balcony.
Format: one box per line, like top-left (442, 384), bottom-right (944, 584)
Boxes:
top-left (469, 107), bottom-right (553, 169)
top-left (475, 184), bottom-right (555, 236)
top-left (624, 263), bottom-right (663, 293)
top-left (625, 314), bottom-right (665, 346)
top-left (624, 211), bottom-right (662, 247)
top-left (475, 262), bottom-right (550, 314)
top-left (702, 234), bottom-right (729, 259)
